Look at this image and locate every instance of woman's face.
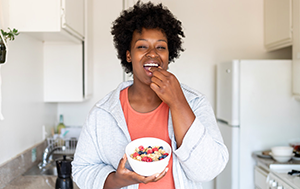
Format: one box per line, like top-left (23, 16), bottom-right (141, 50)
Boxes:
top-left (126, 28), bottom-right (169, 85)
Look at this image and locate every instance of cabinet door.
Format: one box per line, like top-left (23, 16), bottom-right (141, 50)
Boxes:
top-left (254, 166), bottom-right (268, 189)
top-left (8, 0), bottom-right (61, 32)
top-left (63, 0), bottom-right (85, 38)
top-left (293, 0), bottom-right (300, 98)
top-left (264, 0), bottom-right (292, 51)
top-left (44, 42), bottom-right (84, 102)
top-left (7, 0), bottom-right (84, 42)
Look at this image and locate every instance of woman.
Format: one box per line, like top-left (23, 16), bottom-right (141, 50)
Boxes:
top-left (72, 1), bottom-right (228, 189)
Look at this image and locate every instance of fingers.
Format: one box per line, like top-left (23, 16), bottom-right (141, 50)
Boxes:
top-left (149, 66), bottom-right (170, 88)
top-left (149, 66), bottom-right (170, 78)
top-left (154, 167), bottom-right (169, 181)
top-left (135, 167), bottom-right (168, 184)
top-left (138, 174), bottom-right (157, 184)
top-left (114, 155), bottom-right (169, 186)
top-left (150, 76), bottom-right (163, 89)
top-left (118, 154), bottom-right (127, 170)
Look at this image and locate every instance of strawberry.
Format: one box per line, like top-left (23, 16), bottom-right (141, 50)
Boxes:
top-left (133, 152), bottom-right (139, 157)
top-left (146, 157), bottom-right (153, 162)
top-left (152, 147), bottom-right (158, 152)
top-left (147, 149), bottom-right (153, 154)
top-left (138, 145), bottom-right (144, 151)
top-left (141, 156), bottom-right (148, 162)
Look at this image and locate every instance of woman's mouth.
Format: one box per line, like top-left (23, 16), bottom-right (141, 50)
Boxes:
top-left (143, 63), bottom-right (159, 71)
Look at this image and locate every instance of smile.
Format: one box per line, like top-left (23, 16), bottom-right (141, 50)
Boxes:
top-left (143, 63), bottom-right (159, 68)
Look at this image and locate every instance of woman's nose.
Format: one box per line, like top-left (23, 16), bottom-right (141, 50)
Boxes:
top-left (146, 48), bottom-right (158, 58)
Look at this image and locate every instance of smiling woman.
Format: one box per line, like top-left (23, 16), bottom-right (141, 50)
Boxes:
top-left (111, 1), bottom-right (185, 74)
top-left (71, 1), bottom-right (229, 189)
top-left (127, 28), bottom-right (169, 84)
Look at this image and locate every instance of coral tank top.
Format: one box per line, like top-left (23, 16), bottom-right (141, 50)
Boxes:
top-left (120, 87), bottom-right (175, 189)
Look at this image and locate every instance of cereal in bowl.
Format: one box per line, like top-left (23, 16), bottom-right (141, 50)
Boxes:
top-left (130, 145), bottom-right (169, 162)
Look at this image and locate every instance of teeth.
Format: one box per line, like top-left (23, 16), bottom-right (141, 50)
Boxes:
top-left (144, 63), bottom-right (159, 67)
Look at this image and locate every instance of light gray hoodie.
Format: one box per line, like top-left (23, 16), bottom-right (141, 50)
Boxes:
top-left (72, 81), bottom-right (228, 189)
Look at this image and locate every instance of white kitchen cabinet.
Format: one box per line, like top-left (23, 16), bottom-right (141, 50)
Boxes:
top-left (254, 166), bottom-right (268, 189)
top-left (7, 0), bottom-right (84, 42)
top-left (292, 0), bottom-right (300, 99)
top-left (4, 0), bottom-right (92, 102)
top-left (43, 41), bottom-right (92, 102)
top-left (43, 0), bottom-right (92, 102)
top-left (264, 0), bottom-right (292, 51)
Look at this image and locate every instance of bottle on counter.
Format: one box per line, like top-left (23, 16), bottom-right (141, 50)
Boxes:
top-left (57, 114), bottom-right (66, 134)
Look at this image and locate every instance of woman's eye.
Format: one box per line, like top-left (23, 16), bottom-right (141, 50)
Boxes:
top-left (137, 46), bottom-right (147, 49)
top-left (157, 46), bottom-right (166, 50)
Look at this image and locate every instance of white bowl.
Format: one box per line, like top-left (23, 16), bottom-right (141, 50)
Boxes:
top-left (125, 137), bottom-right (171, 176)
top-left (270, 152), bottom-right (294, 162)
top-left (271, 146), bottom-right (293, 156)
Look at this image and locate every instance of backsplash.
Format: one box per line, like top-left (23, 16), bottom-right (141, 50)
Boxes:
top-left (0, 140), bottom-right (47, 189)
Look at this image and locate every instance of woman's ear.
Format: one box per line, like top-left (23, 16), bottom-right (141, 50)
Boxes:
top-left (126, 50), bottom-right (132, 63)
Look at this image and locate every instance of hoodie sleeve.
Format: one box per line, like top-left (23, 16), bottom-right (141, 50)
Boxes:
top-left (173, 95), bottom-right (229, 182)
top-left (71, 110), bottom-right (115, 189)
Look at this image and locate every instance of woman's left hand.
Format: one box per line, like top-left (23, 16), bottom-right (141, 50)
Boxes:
top-left (149, 66), bottom-right (185, 108)
top-left (150, 66), bottom-right (196, 147)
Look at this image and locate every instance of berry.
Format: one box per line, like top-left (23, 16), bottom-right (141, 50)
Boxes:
top-left (159, 146), bottom-right (163, 150)
top-left (147, 149), bottom-right (153, 154)
top-left (163, 153), bottom-right (169, 156)
top-left (133, 152), bottom-right (139, 157)
top-left (146, 157), bottom-right (153, 162)
top-left (138, 145), bottom-right (144, 151)
top-left (138, 151), bottom-right (143, 155)
top-left (152, 147), bottom-right (158, 152)
top-left (141, 157), bottom-right (148, 162)
top-left (148, 146), bottom-right (152, 149)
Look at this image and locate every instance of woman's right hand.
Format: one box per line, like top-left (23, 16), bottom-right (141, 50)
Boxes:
top-left (103, 154), bottom-right (168, 189)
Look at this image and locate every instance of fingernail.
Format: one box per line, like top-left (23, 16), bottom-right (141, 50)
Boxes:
top-left (155, 173), bottom-right (160, 178)
top-left (165, 168), bottom-right (169, 172)
top-left (123, 154), bottom-right (126, 159)
top-left (149, 67), bottom-right (151, 71)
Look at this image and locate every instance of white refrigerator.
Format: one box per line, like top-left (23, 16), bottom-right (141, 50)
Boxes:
top-left (215, 60), bottom-right (300, 189)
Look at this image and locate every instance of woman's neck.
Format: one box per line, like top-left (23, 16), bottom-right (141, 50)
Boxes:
top-left (128, 83), bottom-right (162, 113)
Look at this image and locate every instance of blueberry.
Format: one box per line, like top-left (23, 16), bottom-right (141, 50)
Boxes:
top-left (138, 151), bottom-right (143, 155)
top-left (159, 146), bottom-right (163, 150)
top-left (158, 156), bottom-right (163, 160)
top-left (163, 155), bottom-right (167, 158)
top-left (148, 146), bottom-right (152, 149)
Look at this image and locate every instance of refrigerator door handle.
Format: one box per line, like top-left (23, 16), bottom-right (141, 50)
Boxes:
top-left (217, 119), bottom-right (229, 125)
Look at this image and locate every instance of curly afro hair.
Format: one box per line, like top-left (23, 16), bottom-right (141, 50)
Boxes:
top-left (111, 1), bottom-right (185, 74)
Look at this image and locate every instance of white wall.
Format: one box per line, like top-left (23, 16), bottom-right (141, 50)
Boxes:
top-left (0, 34), bottom-right (57, 165)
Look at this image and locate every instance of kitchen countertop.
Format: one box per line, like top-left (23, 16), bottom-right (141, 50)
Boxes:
top-left (3, 175), bottom-right (79, 189)
top-left (252, 152), bottom-right (300, 171)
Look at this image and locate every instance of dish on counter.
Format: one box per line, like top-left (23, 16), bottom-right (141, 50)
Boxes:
top-left (269, 152), bottom-right (294, 163)
top-left (292, 156), bottom-right (300, 161)
top-left (271, 146), bottom-right (293, 156)
top-left (253, 150), bottom-right (272, 159)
